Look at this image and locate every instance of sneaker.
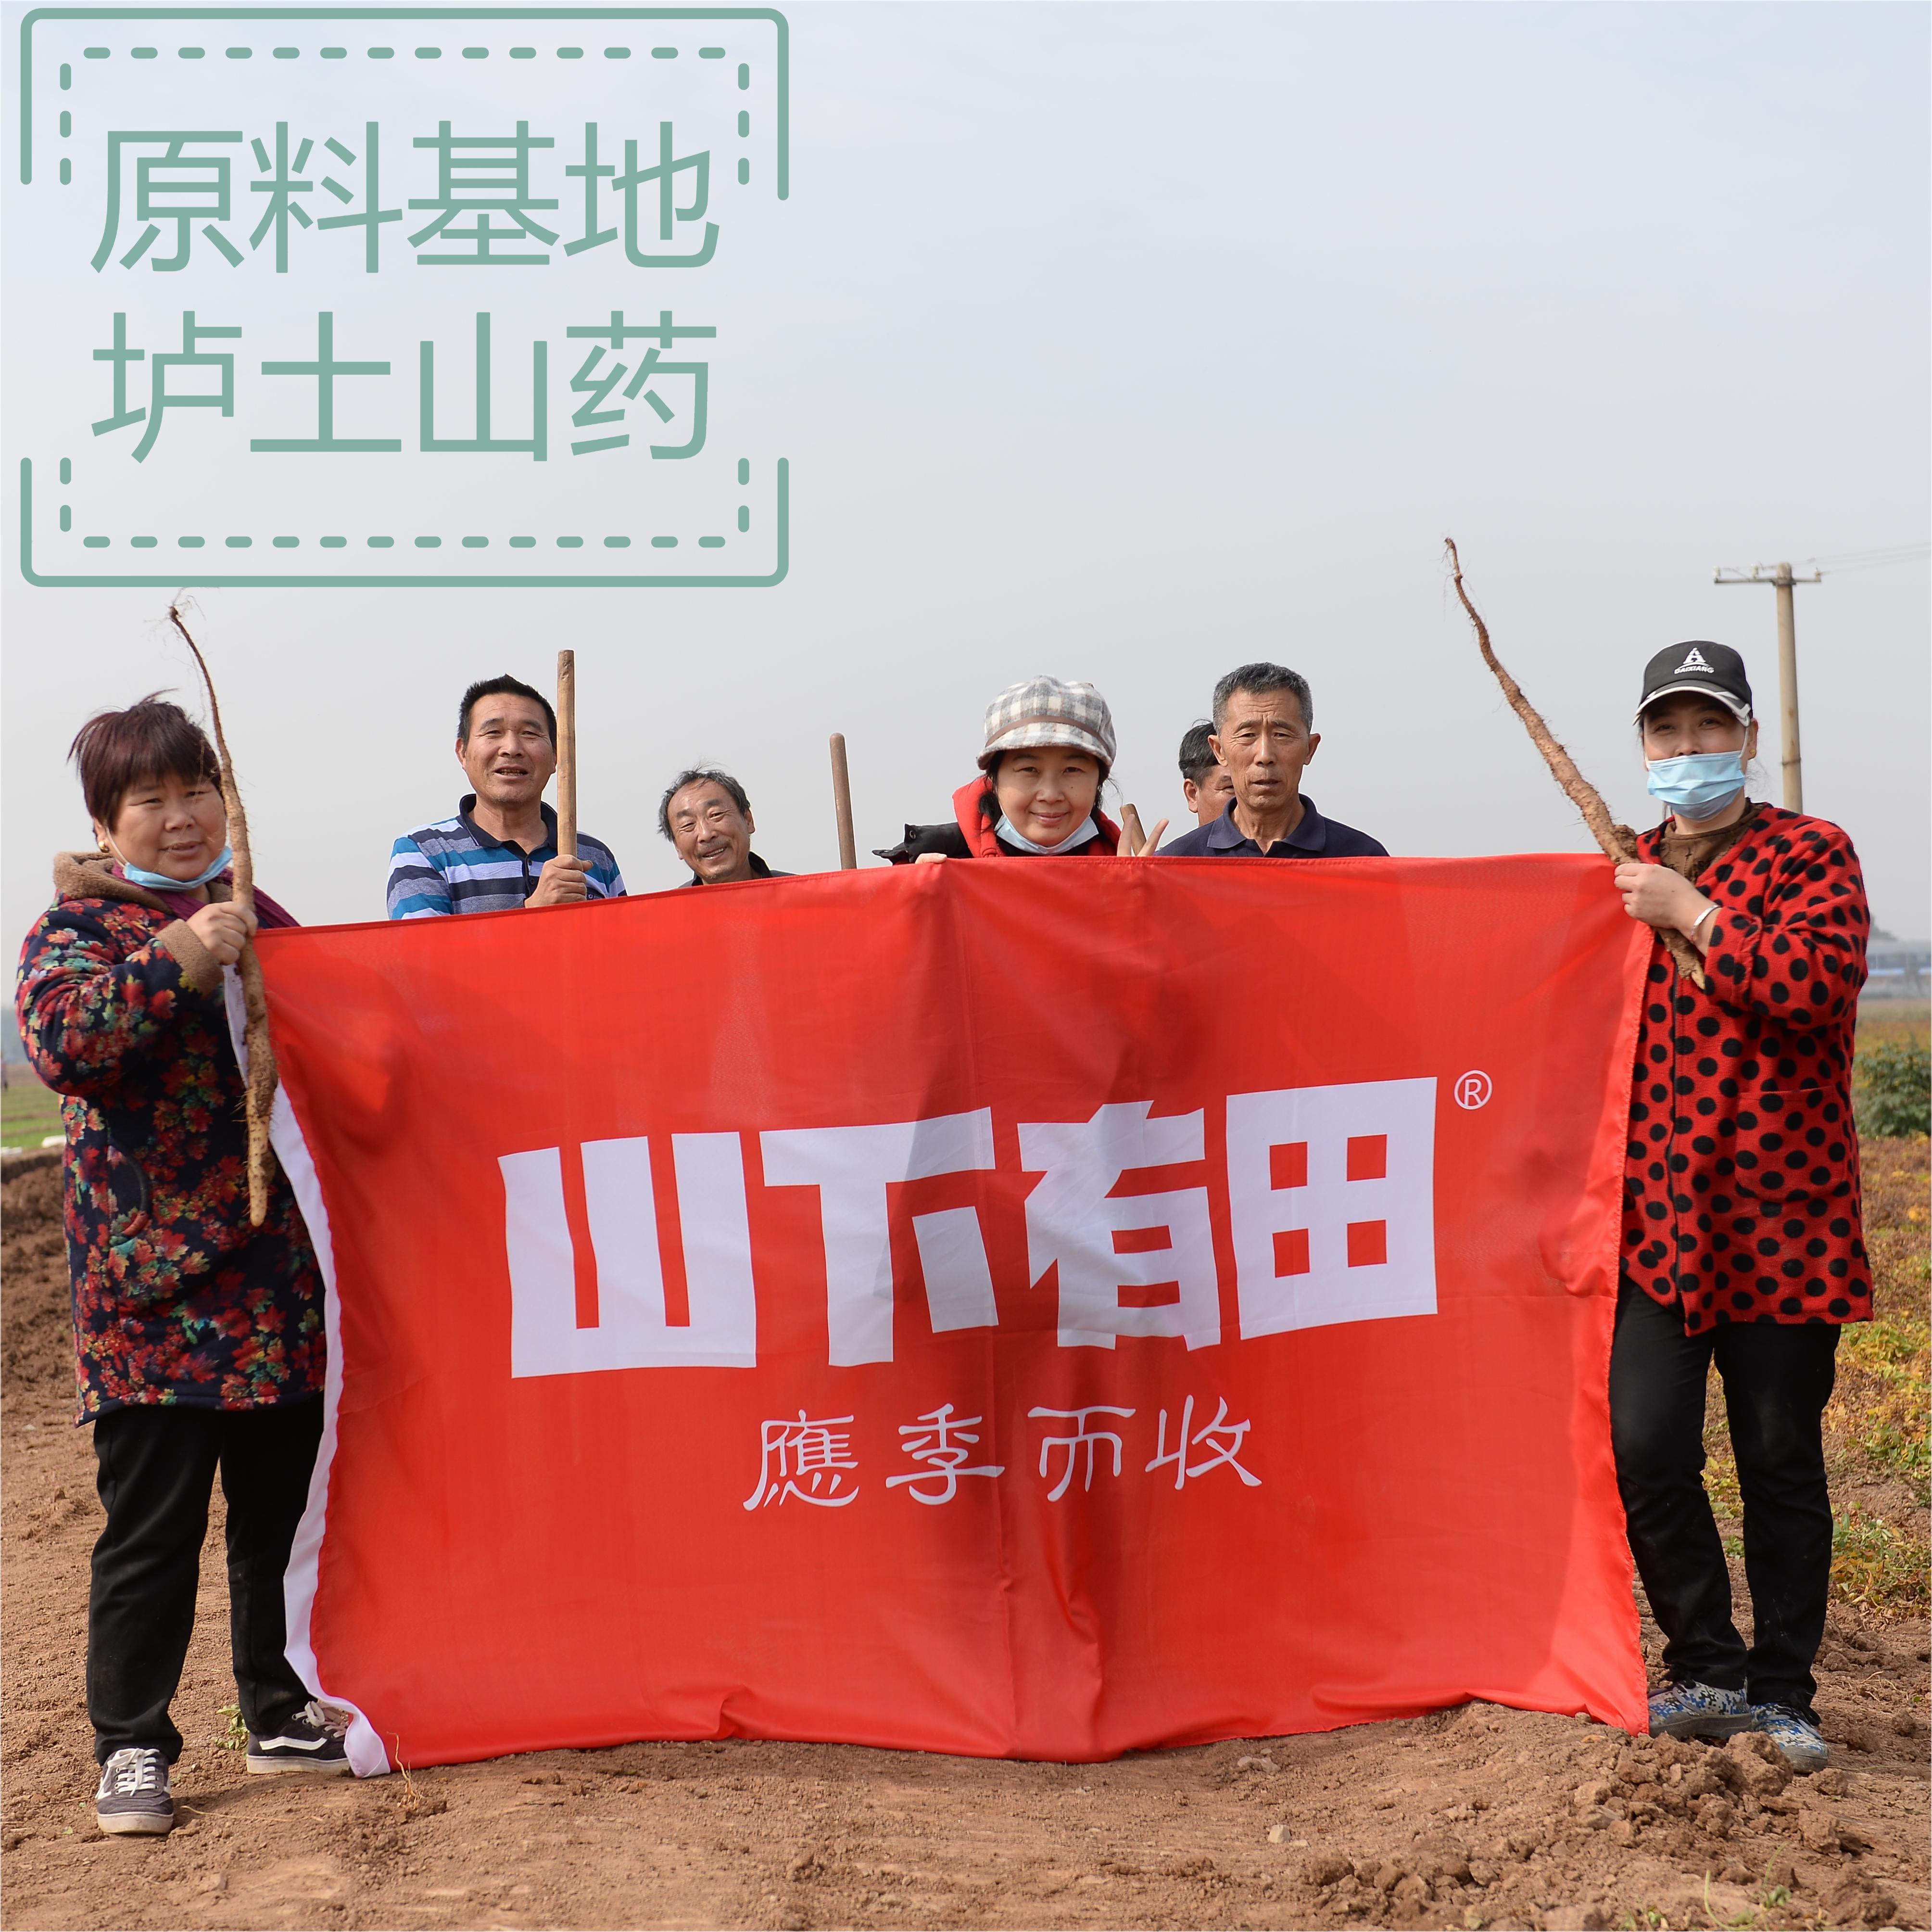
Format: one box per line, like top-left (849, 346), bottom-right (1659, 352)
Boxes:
top-left (246, 1700), bottom-right (351, 1776)
top-left (94, 1747), bottom-right (175, 1835)
top-left (1750, 1703), bottom-right (1830, 1773)
top-left (1648, 1680), bottom-right (1753, 1741)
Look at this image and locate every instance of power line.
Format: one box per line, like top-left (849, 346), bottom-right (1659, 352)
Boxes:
top-left (1716, 543), bottom-right (1928, 578)
top-left (1801, 542), bottom-right (1930, 572)
top-left (1714, 565), bottom-right (1821, 585)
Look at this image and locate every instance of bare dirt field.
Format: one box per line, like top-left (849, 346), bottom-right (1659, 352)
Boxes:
top-left (4, 1144), bottom-right (1927, 1932)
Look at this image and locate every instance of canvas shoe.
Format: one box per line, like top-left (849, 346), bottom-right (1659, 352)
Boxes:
top-left (246, 1700), bottom-right (351, 1776)
top-left (94, 1747), bottom-right (175, 1835)
top-left (1648, 1680), bottom-right (1753, 1741)
top-left (1749, 1703), bottom-right (1830, 1773)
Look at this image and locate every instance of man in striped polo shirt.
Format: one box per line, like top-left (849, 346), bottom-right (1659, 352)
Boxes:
top-left (386, 676), bottom-right (626, 919)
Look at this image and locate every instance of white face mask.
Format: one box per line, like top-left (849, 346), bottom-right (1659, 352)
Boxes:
top-left (994, 813), bottom-right (1099, 855)
top-left (1644, 751), bottom-right (1747, 820)
top-left (103, 831), bottom-right (234, 890)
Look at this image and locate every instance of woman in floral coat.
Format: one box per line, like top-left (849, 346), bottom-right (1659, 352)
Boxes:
top-left (1608, 641), bottom-right (1869, 1773)
top-left (16, 697), bottom-right (345, 1837)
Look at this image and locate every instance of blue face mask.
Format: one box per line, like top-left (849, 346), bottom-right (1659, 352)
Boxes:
top-left (1645, 752), bottom-right (1746, 820)
top-left (114, 843), bottom-right (234, 891)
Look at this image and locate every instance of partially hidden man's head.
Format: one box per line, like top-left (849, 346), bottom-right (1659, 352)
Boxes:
top-left (1177, 719), bottom-right (1233, 826)
top-left (1208, 662), bottom-right (1320, 815)
top-left (71, 694), bottom-right (228, 884)
top-left (456, 676), bottom-right (556, 811)
top-left (660, 767), bottom-right (757, 883)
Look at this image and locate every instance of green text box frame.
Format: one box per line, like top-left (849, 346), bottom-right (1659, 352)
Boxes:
top-left (16, 8), bottom-right (790, 588)
top-left (20, 6), bottom-right (788, 194)
top-left (19, 457), bottom-right (789, 586)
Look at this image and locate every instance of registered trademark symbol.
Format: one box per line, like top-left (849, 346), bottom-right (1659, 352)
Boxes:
top-left (1454, 1070), bottom-right (1492, 1110)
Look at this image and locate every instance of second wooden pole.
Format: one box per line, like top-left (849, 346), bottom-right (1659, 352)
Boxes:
top-left (830, 733), bottom-right (858, 870)
top-left (556, 650), bottom-right (578, 861)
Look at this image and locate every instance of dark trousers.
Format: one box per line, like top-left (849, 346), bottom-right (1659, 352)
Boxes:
top-left (88, 1397), bottom-right (323, 1764)
top-left (1609, 1279), bottom-right (1839, 1718)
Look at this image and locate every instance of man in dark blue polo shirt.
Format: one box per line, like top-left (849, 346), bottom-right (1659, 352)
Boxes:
top-left (1161, 662), bottom-right (1387, 859)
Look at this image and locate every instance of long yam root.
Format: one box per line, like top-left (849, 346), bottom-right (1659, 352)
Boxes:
top-left (1443, 540), bottom-right (1706, 990)
top-left (168, 604), bottom-right (279, 1224)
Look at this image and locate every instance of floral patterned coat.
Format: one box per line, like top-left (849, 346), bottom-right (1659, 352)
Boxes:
top-left (1622, 805), bottom-right (1871, 1334)
top-left (16, 853), bottom-right (324, 1421)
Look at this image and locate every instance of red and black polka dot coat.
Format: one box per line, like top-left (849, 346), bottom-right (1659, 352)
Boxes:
top-left (1622, 805), bottom-right (1871, 1334)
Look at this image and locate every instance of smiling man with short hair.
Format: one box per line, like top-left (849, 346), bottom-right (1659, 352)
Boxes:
top-left (1161, 662), bottom-right (1387, 859)
top-left (387, 675), bottom-right (626, 918)
top-left (660, 767), bottom-right (791, 886)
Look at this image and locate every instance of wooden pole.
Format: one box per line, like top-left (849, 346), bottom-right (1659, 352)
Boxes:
top-left (556, 650), bottom-right (578, 861)
top-left (1714, 560), bottom-right (1818, 811)
top-left (829, 733), bottom-right (858, 870)
top-left (1773, 563), bottom-right (1803, 812)
top-left (167, 605), bottom-right (279, 1224)
top-left (1442, 541), bottom-right (1707, 990)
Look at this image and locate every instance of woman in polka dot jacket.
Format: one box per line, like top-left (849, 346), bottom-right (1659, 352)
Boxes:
top-left (1605, 640), bottom-right (1869, 1774)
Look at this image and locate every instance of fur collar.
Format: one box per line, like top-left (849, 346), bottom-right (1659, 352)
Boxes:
top-left (52, 850), bottom-right (233, 913)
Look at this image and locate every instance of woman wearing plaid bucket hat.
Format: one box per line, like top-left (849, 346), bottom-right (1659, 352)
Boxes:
top-left (875, 676), bottom-right (1166, 863)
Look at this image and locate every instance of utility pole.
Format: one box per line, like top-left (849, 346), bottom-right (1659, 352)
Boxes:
top-left (1713, 560), bottom-right (1821, 811)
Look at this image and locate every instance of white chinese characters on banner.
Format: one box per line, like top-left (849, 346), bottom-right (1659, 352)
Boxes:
top-left (1019, 1101), bottom-right (1220, 1351)
top-left (499, 1132), bottom-right (755, 1377)
top-left (500, 1077), bottom-right (1439, 1376)
top-left (1226, 1077), bottom-right (1437, 1338)
top-left (737, 1398), bottom-right (1260, 1513)
top-left (1146, 1396), bottom-right (1261, 1489)
top-left (884, 1404), bottom-right (1004, 1504)
top-left (745, 1412), bottom-right (860, 1509)
top-left (759, 1110), bottom-right (997, 1367)
top-left (1028, 1405), bottom-right (1135, 1501)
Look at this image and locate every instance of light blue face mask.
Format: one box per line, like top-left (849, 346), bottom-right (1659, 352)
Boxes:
top-left (1645, 752), bottom-right (1746, 820)
top-left (994, 813), bottom-right (1099, 855)
top-left (114, 843), bottom-right (233, 890)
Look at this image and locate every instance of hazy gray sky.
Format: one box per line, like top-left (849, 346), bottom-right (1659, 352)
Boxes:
top-left (6, 1), bottom-right (1927, 946)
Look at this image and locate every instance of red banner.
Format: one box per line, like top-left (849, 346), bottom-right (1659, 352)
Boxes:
top-left (259, 855), bottom-right (1650, 1773)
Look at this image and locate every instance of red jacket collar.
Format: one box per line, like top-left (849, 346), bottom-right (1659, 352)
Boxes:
top-left (950, 778), bottom-right (1122, 857)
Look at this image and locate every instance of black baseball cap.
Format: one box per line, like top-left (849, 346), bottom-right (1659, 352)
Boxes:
top-left (1635, 641), bottom-right (1753, 723)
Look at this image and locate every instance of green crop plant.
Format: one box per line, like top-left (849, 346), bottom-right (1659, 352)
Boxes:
top-left (1856, 1040), bottom-right (1931, 1139)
